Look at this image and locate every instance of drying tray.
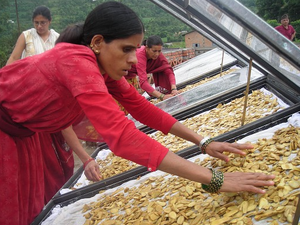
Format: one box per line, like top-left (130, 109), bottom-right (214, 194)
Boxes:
top-left (32, 104), bottom-right (300, 225)
top-left (55, 74), bottom-right (300, 196)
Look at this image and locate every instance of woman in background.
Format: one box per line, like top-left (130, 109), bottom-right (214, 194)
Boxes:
top-left (6, 6), bottom-right (59, 63)
top-left (6, 5), bottom-right (100, 204)
top-left (127, 35), bottom-right (179, 101)
top-left (275, 14), bottom-right (296, 41)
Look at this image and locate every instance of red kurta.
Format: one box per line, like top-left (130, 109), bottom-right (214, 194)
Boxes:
top-left (275, 24), bottom-right (296, 40)
top-left (0, 43), bottom-right (177, 224)
top-left (127, 46), bottom-right (176, 94)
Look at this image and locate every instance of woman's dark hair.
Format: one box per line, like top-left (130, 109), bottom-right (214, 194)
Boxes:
top-left (143, 35), bottom-right (163, 47)
top-left (281, 14), bottom-right (289, 20)
top-left (56, 1), bottom-right (144, 45)
top-left (55, 23), bottom-right (84, 45)
top-left (32, 6), bottom-right (52, 21)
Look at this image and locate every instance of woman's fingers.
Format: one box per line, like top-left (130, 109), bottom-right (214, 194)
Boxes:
top-left (93, 166), bottom-right (102, 180)
top-left (230, 142), bottom-right (253, 149)
top-left (206, 142), bottom-right (254, 161)
top-left (223, 142), bottom-right (252, 154)
top-left (212, 151), bottom-right (230, 162)
top-left (85, 169), bottom-right (101, 181)
top-left (171, 90), bottom-right (179, 95)
top-left (164, 94), bottom-right (173, 100)
top-left (220, 172), bottom-right (275, 193)
top-left (84, 161), bottom-right (102, 181)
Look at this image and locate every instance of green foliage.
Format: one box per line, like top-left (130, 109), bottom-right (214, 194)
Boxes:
top-left (256, 0), bottom-right (284, 21)
top-left (0, 0), bottom-right (19, 68)
top-left (1, 0), bottom-right (299, 68)
top-left (142, 18), bottom-right (152, 23)
top-left (255, 0), bottom-right (300, 22)
top-left (285, 0), bottom-right (300, 22)
top-left (0, 30), bottom-right (19, 68)
top-left (0, 0), bottom-right (191, 67)
top-left (291, 20), bottom-right (300, 40)
top-left (170, 42), bottom-right (186, 48)
top-left (267, 19), bottom-right (280, 27)
top-left (238, 0), bottom-right (257, 13)
top-left (161, 37), bottom-right (168, 43)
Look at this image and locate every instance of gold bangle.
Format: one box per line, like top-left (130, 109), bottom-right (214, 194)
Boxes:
top-left (159, 93), bottom-right (165, 101)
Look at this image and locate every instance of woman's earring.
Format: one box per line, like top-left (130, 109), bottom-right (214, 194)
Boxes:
top-left (90, 45), bottom-right (100, 55)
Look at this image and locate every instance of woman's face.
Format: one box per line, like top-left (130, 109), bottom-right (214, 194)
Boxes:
top-left (281, 18), bottom-right (289, 26)
top-left (146, 45), bottom-right (162, 60)
top-left (93, 33), bottom-right (143, 80)
top-left (33, 15), bottom-right (50, 35)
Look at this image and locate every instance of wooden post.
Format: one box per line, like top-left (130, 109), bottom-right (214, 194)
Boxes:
top-left (14, 0), bottom-right (21, 34)
top-left (292, 194), bottom-right (300, 225)
top-left (241, 58), bottom-right (253, 126)
top-left (220, 50), bottom-right (225, 75)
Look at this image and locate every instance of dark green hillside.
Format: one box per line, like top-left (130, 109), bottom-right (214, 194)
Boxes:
top-left (0, 0), bottom-right (191, 67)
top-left (1, 0), bottom-right (299, 67)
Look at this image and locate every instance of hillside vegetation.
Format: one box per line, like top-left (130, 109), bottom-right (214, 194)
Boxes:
top-left (0, 0), bottom-right (299, 67)
top-left (0, 0), bottom-right (191, 67)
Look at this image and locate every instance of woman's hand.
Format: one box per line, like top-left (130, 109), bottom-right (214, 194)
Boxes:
top-left (204, 142), bottom-right (275, 194)
top-left (163, 94), bottom-right (174, 100)
top-left (84, 160), bottom-right (102, 181)
top-left (205, 141), bottom-right (252, 162)
top-left (220, 172), bottom-right (275, 194)
top-left (171, 89), bottom-right (179, 95)
top-left (158, 151), bottom-right (275, 194)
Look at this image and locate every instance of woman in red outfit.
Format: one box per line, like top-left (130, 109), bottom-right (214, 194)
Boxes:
top-left (127, 35), bottom-right (179, 101)
top-left (0, 2), bottom-right (275, 224)
top-left (275, 14), bottom-right (296, 41)
top-left (5, 5), bottom-right (101, 205)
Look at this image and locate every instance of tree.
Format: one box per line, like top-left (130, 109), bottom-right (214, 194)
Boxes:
top-left (286, 0), bottom-right (300, 22)
top-left (256, 0), bottom-right (284, 21)
top-left (0, 0), bottom-right (19, 68)
top-left (238, 0), bottom-right (257, 13)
